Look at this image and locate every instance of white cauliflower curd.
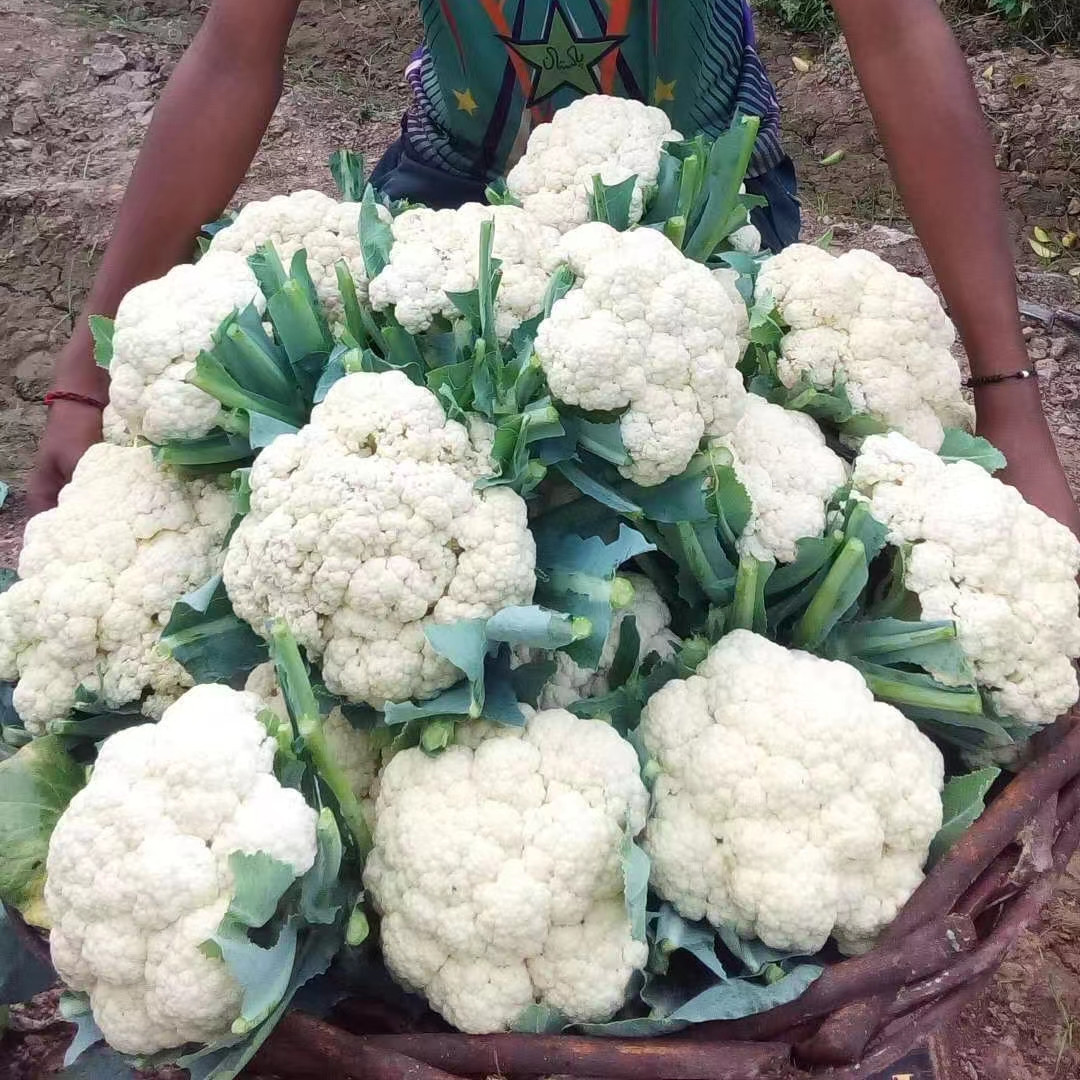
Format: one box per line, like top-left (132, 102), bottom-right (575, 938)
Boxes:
top-left (852, 432), bottom-right (1080, 728)
top-left (756, 244), bottom-right (973, 450)
top-left (107, 250), bottom-right (264, 442)
top-left (515, 573), bottom-right (678, 710)
top-left (368, 202), bottom-right (562, 340)
top-left (223, 370), bottom-right (536, 708)
top-left (535, 222), bottom-right (747, 486)
top-left (640, 631), bottom-right (944, 955)
top-left (0, 444), bottom-right (233, 733)
top-left (363, 709), bottom-right (649, 1032)
top-left (44, 683), bottom-right (318, 1055)
top-left (506, 95), bottom-right (680, 232)
top-left (207, 188), bottom-right (391, 320)
top-left (713, 394), bottom-right (849, 563)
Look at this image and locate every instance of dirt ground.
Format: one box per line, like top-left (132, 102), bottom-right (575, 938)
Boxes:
top-left (1, 1), bottom-right (1080, 1077)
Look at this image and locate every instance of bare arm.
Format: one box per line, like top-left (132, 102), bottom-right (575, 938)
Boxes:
top-left (29, 0), bottom-right (300, 512)
top-left (832, 0), bottom-right (1079, 533)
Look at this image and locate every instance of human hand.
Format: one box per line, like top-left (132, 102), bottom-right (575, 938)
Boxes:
top-left (975, 380), bottom-right (1080, 538)
top-left (27, 400), bottom-right (104, 517)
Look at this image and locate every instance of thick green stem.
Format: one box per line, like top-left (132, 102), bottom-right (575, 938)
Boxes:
top-left (268, 620), bottom-right (373, 859)
top-left (728, 558), bottom-right (763, 633)
top-left (852, 621), bottom-right (958, 658)
top-left (663, 215), bottom-right (687, 249)
top-left (673, 522), bottom-right (730, 605)
top-left (478, 218), bottom-right (500, 355)
top-left (792, 537), bottom-right (867, 650)
top-left (860, 666), bottom-right (985, 716)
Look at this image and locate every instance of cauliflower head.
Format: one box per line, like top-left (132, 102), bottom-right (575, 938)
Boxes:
top-left (506, 96), bottom-right (679, 232)
top-left (368, 202), bottom-right (562, 340)
top-left (640, 630), bottom-right (944, 955)
top-left (0, 444), bottom-right (233, 733)
top-left (364, 708), bottom-right (650, 1032)
top-left (107, 251), bottom-right (264, 442)
top-left (852, 432), bottom-right (1080, 728)
top-left (207, 189), bottom-right (391, 321)
top-left (516, 573), bottom-right (678, 710)
top-left (44, 683), bottom-right (318, 1055)
top-left (535, 223), bottom-right (747, 486)
top-left (756, 244), bottom-right (973, 450)
top-left (223, 370), bottom-right (536, 708)
top-left (713, 394), bottom-right (849, 563)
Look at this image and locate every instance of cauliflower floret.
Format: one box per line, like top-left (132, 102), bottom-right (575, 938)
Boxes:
top-left (756, 244), bottom-right (974, 450)
top-left (368, 203), bottom-right (562, 341)
top-left (535, 223), bottom-right (746, 486)
top-left (852, 432), bottom-right (1080, 728)
top-left (364, 709), bottom-right (649, 1032)
top-left (0, 444), bottom-right (233, 733)
top-left (44, 683), bottom-right (318, 1054)
top-left (640, 630), bottom-right (945, 955)
top-left (506, 96), bottom-right (680, 232)
top-left (207, 189), bottom-right (391, 321)
top-left (107, 251), bottom-right (264, 442)
top-left (223, 371), bottom-right (536, 708)
top-left (515, 574), bottom-right (677, 710)
top-left (713, 394), bottom-right (849, 563)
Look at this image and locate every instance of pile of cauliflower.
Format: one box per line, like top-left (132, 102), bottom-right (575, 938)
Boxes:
top-left (1, 93), bottom-right (1078, 1072)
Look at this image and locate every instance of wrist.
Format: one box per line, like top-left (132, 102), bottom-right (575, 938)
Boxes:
top-left (52, 332), bottom-right (111, 400)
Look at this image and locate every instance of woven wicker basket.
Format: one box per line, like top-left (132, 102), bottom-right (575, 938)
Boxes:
top-left (9, 716), bottom-right (1079, 1080)
top-left (250, 715), bottom-right (1080, 1080)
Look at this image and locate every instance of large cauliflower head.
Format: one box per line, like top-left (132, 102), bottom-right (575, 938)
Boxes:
top-left (364, 709), bottom-right (650, 1032)
top-left (107, 251), bottom-right (264, 442)
top-left (516, 573), bottom-right (678, 710)
top-left (207, 189), bottom-right (391, 321)
top-left (506, 95), bottom-right (680, 232)
top-left (0, 444), bottom-right (233, 733)
top-left (640, 631), bottom-right (944, 955)
top-left (756, 244), bottom-right (974, 450)
top-left (223, 370), bottom-right (536, 708)
top-left (368, 202), bottom-right (562, 340)
top-left (535, 223), bottom-right (747, 486)
top-left (713, 394), bottom-right (849, 563)
top-left (44, 684), bottom-right (318, 1055)
top-left (852, 432), bottom-right (1080, 728)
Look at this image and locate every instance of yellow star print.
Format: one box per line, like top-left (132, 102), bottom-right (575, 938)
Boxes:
top-left (654, 78), bottom-right (676, 104)
top-left (453, 88), bottom-right (479, 116)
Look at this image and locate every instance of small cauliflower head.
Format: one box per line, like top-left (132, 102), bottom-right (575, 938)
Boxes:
top-left (107, 251), bottom-right (264, 442)
top-left (368, 202), bottom-right (562, 340)
top-left (364, 709), bottom-right (649, 1032)
top-left (44, 684), bottom-right (318, 1055)
top-left (244, 662), bottom-right (385, 827)
top-left (0, 444), bottom-right (233, 734)
top-left (535, 223), bottom-right (747, 486)
top-left (516, 574), bottom-right (678, 710)
top-left (506, 95), bottom-right (680, 232)
top-left (852, 432), bottom-right (1080, 728)
top-left (713, 394), bottom-right (849, 563)
top-left (640, 631), bottom-right (944, 955)
top-left (223, 370), bottom-right (536, 708)
top-left (756, 244), bottom-right (973, 450)
top-left (207, 189), bottom-right (391, 321)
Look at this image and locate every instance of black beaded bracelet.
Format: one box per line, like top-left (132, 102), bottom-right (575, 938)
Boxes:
top-left (963, 368), bottom-right (1038, 389)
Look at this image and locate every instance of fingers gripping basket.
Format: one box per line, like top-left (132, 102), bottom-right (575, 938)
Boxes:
top-left (248, 714), bottom-right (1080, 1080)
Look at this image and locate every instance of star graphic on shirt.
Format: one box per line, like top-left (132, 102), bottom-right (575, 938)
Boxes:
top-left (654, 77), bottom-right (676, 104)
top-left (501, 3), bottom-right (625, 105)
top-left (453, 88), bottom-right (479, 115)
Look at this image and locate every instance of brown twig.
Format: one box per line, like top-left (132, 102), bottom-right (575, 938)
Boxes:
top-left (689, 914), bottom-right (975, 1043)
top-left (355, 1030), bottom-right (791, 1079)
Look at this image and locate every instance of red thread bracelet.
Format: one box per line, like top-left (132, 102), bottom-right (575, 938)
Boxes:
top-left (44, 390), bottom-right (108, 411)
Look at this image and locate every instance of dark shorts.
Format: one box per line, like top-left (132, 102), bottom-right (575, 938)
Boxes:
top-left (370, 134), bottom-right (802, 251)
